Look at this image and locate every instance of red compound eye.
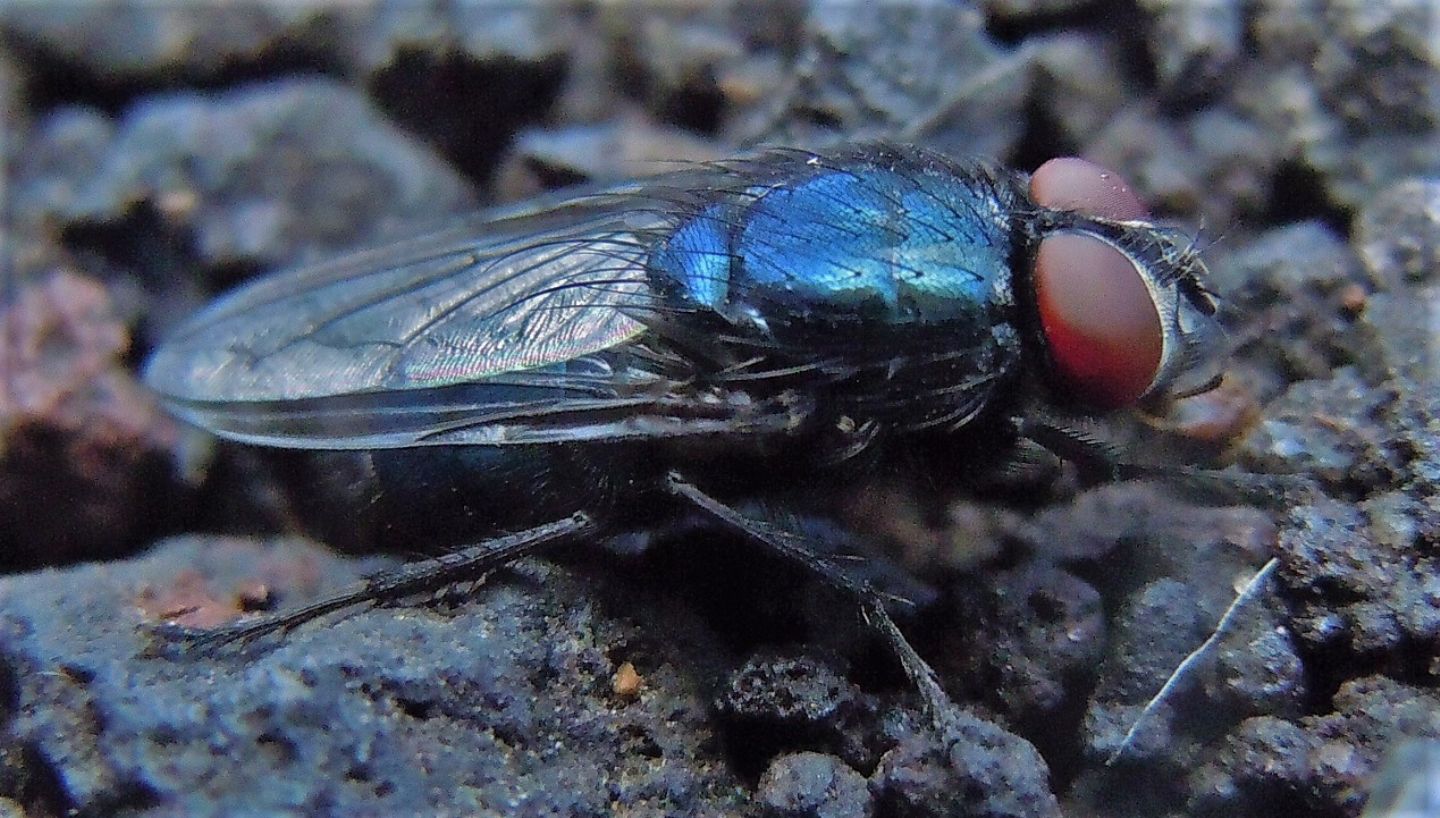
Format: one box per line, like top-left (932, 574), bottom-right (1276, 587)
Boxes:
top-left (1034, 233), bottom-right (1163, 408)
top-left (1030, 157), bottom-right (1149, 220)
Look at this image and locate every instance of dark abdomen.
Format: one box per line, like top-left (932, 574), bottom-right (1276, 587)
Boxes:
top-left (276, 443), bottom-right (641, 553)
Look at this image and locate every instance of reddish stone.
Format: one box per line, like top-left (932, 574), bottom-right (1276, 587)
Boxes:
top-left (0, 270), bottom-right (184, 566)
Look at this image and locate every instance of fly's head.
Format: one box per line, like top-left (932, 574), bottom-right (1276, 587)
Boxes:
top-left (1020, 158), bottom-right (1227, 413)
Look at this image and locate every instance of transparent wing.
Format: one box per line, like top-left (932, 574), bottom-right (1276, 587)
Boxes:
top-left (146, 194), bottom-right (663, 404)
top-left (143, 187), bottom-right (794, 449)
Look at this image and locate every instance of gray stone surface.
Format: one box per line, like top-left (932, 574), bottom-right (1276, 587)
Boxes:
top-left (0, 538), bottom-right (749, 817)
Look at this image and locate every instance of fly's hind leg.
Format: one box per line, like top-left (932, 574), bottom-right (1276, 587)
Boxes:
top-left (150, 512), bottom-right (597, 654)
top-left (663, 472), bottom-right (965, 743)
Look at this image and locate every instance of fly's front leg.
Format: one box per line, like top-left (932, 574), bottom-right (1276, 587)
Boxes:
top-left (1019, 417), bottom-right (1315, 506)
top-left (150, 512), bottom-right (597, 654)
top-left (663, 472), bottom-right (964, 743)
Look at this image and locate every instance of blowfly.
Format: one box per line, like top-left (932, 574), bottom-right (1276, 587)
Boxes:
top-left (145, 142), bottom-right (1228, 743)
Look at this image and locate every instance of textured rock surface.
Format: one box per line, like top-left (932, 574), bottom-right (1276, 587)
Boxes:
top-left (0, 538), bottom-right (750, 817)
top-left (0, 272), bottom-right (183, 568)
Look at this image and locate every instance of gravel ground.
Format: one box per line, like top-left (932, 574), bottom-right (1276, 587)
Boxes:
top-left (0, 4), bottom-right (1436, 818)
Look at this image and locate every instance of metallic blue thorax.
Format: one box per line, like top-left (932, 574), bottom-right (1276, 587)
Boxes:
top-left (648, 155), bottom-right (1019, 336)
top-left (643, 149), bottom-right (1029, 432)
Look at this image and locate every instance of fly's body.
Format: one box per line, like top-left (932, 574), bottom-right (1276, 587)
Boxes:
top-left (149, 151), bottom-right (1027, 433)
top-left (145, 143), bottom-right (1228, 739)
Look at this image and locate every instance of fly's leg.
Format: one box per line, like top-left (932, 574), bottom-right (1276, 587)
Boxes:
top-left (1020, 418), bottom-right (1315, 506)
top-left (663, 472), bottom-right (964, 743)
top-left (151, 512), bottom-right (597, 653)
